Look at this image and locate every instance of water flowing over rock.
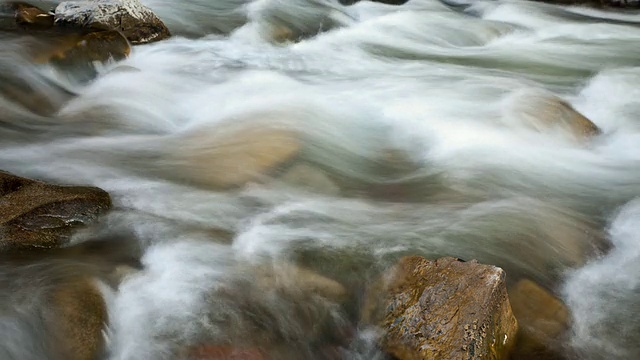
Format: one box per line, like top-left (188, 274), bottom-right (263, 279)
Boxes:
top-left (54, 0), bottom-right (170, 44)
top-left (508, 91), bottom-right (600, 142)
top-left (49, 277), bottom-right (107, 360)
top-left (0, 171), bottom-right (112, 250)
top-left (170, 126), bottom-right (301, 189)
top-left (363, 256), bottom-right (518, 360)
top-left (508, 279), bottom-right (570, 359)
top-left (13, 2), bottom-right (54, 29)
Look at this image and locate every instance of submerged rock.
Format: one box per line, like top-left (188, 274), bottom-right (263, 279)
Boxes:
top-left (512, 92), bottom-right (600, 141)
top-left (509, 279), bottom-right (570, 359)
top-left (186, 345), bottom-right (266, 360)
top-left (54, 0), bottom-right (170, 44)
top-left (49, 277), bottom-right (107, 360)
top-left (172, 126), bottom-right (300, 189)
top-left (0, 171), bottom-right (112, 250)
top-left (255, 263), bottom-right (348, 302)
top-left (363, 256), bottom-right (518, 360)
top-left (279, 163), bottom-right (340, 196)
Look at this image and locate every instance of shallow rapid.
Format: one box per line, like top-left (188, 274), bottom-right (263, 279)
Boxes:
top-left (1, 0), bottom-right (640, 359)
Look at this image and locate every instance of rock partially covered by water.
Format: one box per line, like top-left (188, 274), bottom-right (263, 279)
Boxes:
top-left (0, 171), bottom-right (112, 250)
top-left (509, 91), bottom-right (600, 141)
top-left (12, 2), bottom-right (54, 29)
top-left (509, 279), bottom-right (570, 359)
top-left (49, 277), bottom-right (107, 360)
top-left (54, 0), bottom-right (170, 44)
top-left (172, 126), bottom-right (300, 189)
top-left (363, 256), bottom-right (518, 360)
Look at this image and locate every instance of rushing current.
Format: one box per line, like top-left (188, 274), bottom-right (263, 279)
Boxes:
top-left (1, 0), bottom-right (640, 359)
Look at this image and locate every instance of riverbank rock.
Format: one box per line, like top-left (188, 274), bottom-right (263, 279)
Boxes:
top-left (0, 171), bottom-right (112, 250)
top-left (54, 0), bottom-right (170, 44)
top-left (172, 126), bottom-right (300, 189)
top-left (508, 279), bottom-right (570, 359)
top-left (363, 256), bottom-right (518, 360)
top-left (49, 277), bottom-right (107, 360)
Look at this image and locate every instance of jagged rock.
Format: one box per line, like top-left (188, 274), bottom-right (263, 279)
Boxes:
top-left (49, 277), bottom-right (107, 360)
top-left (508, 279), bottom-right (570, 359)
top-left (171, 126), bottom-right (300, 189)
top-left (54, 0), bottom-right (170, 44)
top-left (363, 256), bottom-right (518, 360)
top-left (0, 171), bottom-right (112, 250)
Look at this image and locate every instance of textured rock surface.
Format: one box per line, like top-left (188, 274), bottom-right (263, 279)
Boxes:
top-left (363, 256), bottom-right (518, 360)
top-left (54, 0), bottom-right (170, 44)
top-left (509, 279), bottom-right (570, 359)
top-left (0, 171), bottom-right (112, 250)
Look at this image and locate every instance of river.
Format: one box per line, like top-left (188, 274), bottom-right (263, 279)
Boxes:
top-left (0, 0), bottom-right (639, 359)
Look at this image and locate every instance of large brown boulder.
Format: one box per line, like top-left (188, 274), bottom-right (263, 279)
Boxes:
top-left (0, 171), bottom-right (111, 250)
top-left (54, 0), bottom-right (170, 44)
top-left (363, 256), bottom-right (518, 360)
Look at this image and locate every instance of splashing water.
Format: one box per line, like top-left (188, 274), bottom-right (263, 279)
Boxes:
top-left (1, 0), bottom-right (640, 359)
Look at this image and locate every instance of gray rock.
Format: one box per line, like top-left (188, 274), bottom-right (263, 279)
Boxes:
top-left (54, 0), bottom-right (170, 44)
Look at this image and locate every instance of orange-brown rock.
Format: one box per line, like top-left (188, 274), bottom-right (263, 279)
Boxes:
top-left (508, 279), bottom-right (570, 359)
top-left (0, 171), bottom-right (112, 250)
top-left (46, 30), bottom-right (131, 67)
top-left (14, 2), bottom-right (54, 28)
top-left (363, 256), bottom-right (518, 360)
top-left (49, 277), bottom-right (108, 360)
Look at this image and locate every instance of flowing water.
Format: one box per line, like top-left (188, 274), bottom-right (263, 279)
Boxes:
top-left (1, 0), bottom-right (640, 359)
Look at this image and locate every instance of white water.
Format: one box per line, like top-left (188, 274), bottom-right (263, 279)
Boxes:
top-left (1, 0), bottom-right (640, 359)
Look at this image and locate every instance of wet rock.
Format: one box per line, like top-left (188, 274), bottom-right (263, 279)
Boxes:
top-left (363, 256), bottom-right (518, 360)
top-left (513, 92), bottom-right (600, 141)
top-left (255, 263), bottom-right (348, 302)
top-left (0, 171), bottom-right (112, 250)
top-left (280, 163), bottom-right (340, 196)
top-left (13, 2), bottom-right (54, 29)
top-left (48, 31), bottom-right (131, 68)
top-left (172, 126), bottom-right (300, 189)
top-left (508, 279), bottom-right (570, 359)
top-left (49, 277), bottom-right (107, 360)
top-left (54, 0), bottom-right (170, 44)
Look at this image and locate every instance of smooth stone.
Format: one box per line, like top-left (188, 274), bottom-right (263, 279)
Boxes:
top-left (49, 277), bottom-right (108, 360)
top-left (171, 126), bottom-right (300, 189)
top-left (46, 30), bottom-right (131, 67)
top-left (508, 279), bottom-right (570, 359)
top-left (280, 163), bottom-right (340, 196)
top-left (255, 263), bottom-right (348, 302)
top-left (13, 2), bottom-right (54, 29)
